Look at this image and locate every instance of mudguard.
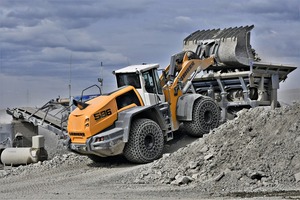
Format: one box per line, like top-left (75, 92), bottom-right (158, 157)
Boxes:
top-left (115, 105), bottom-right (167, 142)
top-left (176, 93), bottom-right (205, 121)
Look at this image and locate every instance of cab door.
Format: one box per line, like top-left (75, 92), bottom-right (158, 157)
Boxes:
top-left (141, 69), bottom-right (165, 105)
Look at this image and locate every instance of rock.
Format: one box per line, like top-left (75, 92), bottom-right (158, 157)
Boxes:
top-left (192, 173), bottom-right (201, 180)
top-left (249, 171), bottom-right (266, 180)
top-left (199, 145), bottom-right (209, 153)
top-left (289, 123), bottom-right (299, 132)
top-left (162, 153), bottom-right (170, 158)
top-left (294, 172), bottom-right (300, 182)
top-left (204, 154), bottom-right (214, 161)
top-left (0, 170), bottom-right (9, 177)
top-left (171, 175), bottom-right (193, 185)
top-left (189, 161), bottom-right (198, 169)
top-left (214, 172), bottom-right (225, 182)
top-left (295, 136), bottom-right (300, 143)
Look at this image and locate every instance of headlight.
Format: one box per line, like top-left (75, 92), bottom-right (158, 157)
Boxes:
top-left (84, 118), bottom-right (90, 128)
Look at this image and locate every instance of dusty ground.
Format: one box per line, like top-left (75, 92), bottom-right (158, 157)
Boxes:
top-left (1, 102), bottom-right (300, 199)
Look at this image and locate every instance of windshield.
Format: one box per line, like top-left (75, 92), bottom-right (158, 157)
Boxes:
top-left (116, 73), bottom-right (141, 89)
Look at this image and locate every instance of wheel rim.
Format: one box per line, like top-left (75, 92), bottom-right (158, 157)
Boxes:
top-left (140, 123), bottom-right (162, 159)
top-left (144, 134), bottom-right (154, 150)
top-left (200, 101), bottom-right (218, 130)
top-left (204, 110), bottom-right (212, 123)
top-left (124, 118), bottom-right (164, 163)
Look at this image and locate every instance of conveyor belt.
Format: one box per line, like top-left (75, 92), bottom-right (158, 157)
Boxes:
top-left (6, 103), bottom-right (69, 137)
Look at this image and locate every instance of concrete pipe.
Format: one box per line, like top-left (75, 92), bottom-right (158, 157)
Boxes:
top-left (1, 147), bottom-right (33, 165)
top-left (1, 135), bottom-right (48, 165)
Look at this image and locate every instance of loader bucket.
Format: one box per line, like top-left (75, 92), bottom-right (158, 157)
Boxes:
top-left (183, 25), bottom-right (256, 67)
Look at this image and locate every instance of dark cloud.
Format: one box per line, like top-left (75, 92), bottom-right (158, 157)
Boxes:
top-left (0, 0), bottom-right (299, 108)
top-left (1, 0), bottom-right (149, 29)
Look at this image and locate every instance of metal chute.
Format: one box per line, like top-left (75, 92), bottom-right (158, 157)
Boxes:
top-left (183, 25), bottom-right (256, 66)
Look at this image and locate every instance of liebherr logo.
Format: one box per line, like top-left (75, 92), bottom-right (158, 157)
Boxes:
top-left (181, 62), bottom-right (194, 80)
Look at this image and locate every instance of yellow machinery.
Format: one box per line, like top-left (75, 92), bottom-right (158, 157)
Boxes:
top-left (67, 53), bottom-right (219, 163)
top-left (67, 25), bottom-right (296, 163)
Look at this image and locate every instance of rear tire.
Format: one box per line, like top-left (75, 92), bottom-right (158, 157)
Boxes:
top-left (184, 97), bottom-right (220, 137)
top-left (124, 118), bottom-right (164, 163)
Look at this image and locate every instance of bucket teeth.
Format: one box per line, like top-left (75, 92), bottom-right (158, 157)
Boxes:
top-left (183, 25), bottom-right (255, 67)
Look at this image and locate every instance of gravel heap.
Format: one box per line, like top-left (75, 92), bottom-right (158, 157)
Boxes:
top-left (131, 102), bottom-right (300, 193)
top-left (1, 102), bottom-right (300, 195)
top-left (0, 153), bottom-right (90, 178)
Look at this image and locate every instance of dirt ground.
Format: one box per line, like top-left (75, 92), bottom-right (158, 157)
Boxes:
top-left (1, 102), bottom-right (300, 199)
top-left (0, 159), bottom-right (299, 200)
top-left (1, 153), bottom-right (298, 200)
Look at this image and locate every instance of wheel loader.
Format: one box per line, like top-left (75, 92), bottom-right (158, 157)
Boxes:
top-left (67, 25), bottom-right (296, 163)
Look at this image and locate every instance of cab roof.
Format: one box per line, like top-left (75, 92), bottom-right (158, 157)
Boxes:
top-left (114, 63), bottom-right (160, 74)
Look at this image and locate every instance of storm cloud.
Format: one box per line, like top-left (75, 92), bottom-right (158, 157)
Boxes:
top-left (0, 0), bottom-right (299, 108)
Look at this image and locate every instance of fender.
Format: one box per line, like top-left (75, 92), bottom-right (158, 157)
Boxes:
top-left (116, 105), bottom-right (167, 142)
top-left (176, 93), bottom-right (205, 121)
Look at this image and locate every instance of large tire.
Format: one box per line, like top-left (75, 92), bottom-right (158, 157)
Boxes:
top-left (124, 118), bottom-right (164, 163)
top-left (184, 97), bottom-right (220, 137)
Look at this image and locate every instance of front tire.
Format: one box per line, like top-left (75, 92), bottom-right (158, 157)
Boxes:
top-left (184, 97), bottom-right (220, 137)
top-left (124, 118), bottom-right (164, 163)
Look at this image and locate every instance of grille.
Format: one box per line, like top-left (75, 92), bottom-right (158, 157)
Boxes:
top-left (69, 132), bottom-right (85, 137)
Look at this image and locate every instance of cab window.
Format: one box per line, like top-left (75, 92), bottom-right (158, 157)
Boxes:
top-left (116, 73), bottom-right (141, 89)
top-left (142, 69), bottom-right (163, 94)
top-left (143, 71), bottom-right (155, 93)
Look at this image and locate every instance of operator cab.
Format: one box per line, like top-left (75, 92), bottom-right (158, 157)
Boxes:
top-left (114, 64), bottom-right (165, 106)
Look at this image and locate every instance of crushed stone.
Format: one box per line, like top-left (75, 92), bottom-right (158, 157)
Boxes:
top-left (128, 102), bottom-right (300, 193)
top-left (1, 102), bottom-right (300, 195)
top-left (0, 153), bottom-right (91, 178)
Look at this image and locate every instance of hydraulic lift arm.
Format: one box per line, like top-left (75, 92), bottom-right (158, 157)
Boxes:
top-left (161, 51), bottom-right (215, 130)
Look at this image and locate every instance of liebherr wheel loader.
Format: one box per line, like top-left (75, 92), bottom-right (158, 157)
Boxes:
top-left (67, 25), bottom-right (296, 163)
top-left (68, 54), bottom-right (219, 163)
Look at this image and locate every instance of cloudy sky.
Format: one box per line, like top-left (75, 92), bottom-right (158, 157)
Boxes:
top-left (0, 0), bottom-right (299, 109)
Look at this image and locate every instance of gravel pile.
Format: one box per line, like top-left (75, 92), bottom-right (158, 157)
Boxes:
top-left (0, 153), bottom-right (90, 178)
top-left (131, 102), bottom-right (300, 193)
top-left (1, 102), bottom-right (300, 195)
